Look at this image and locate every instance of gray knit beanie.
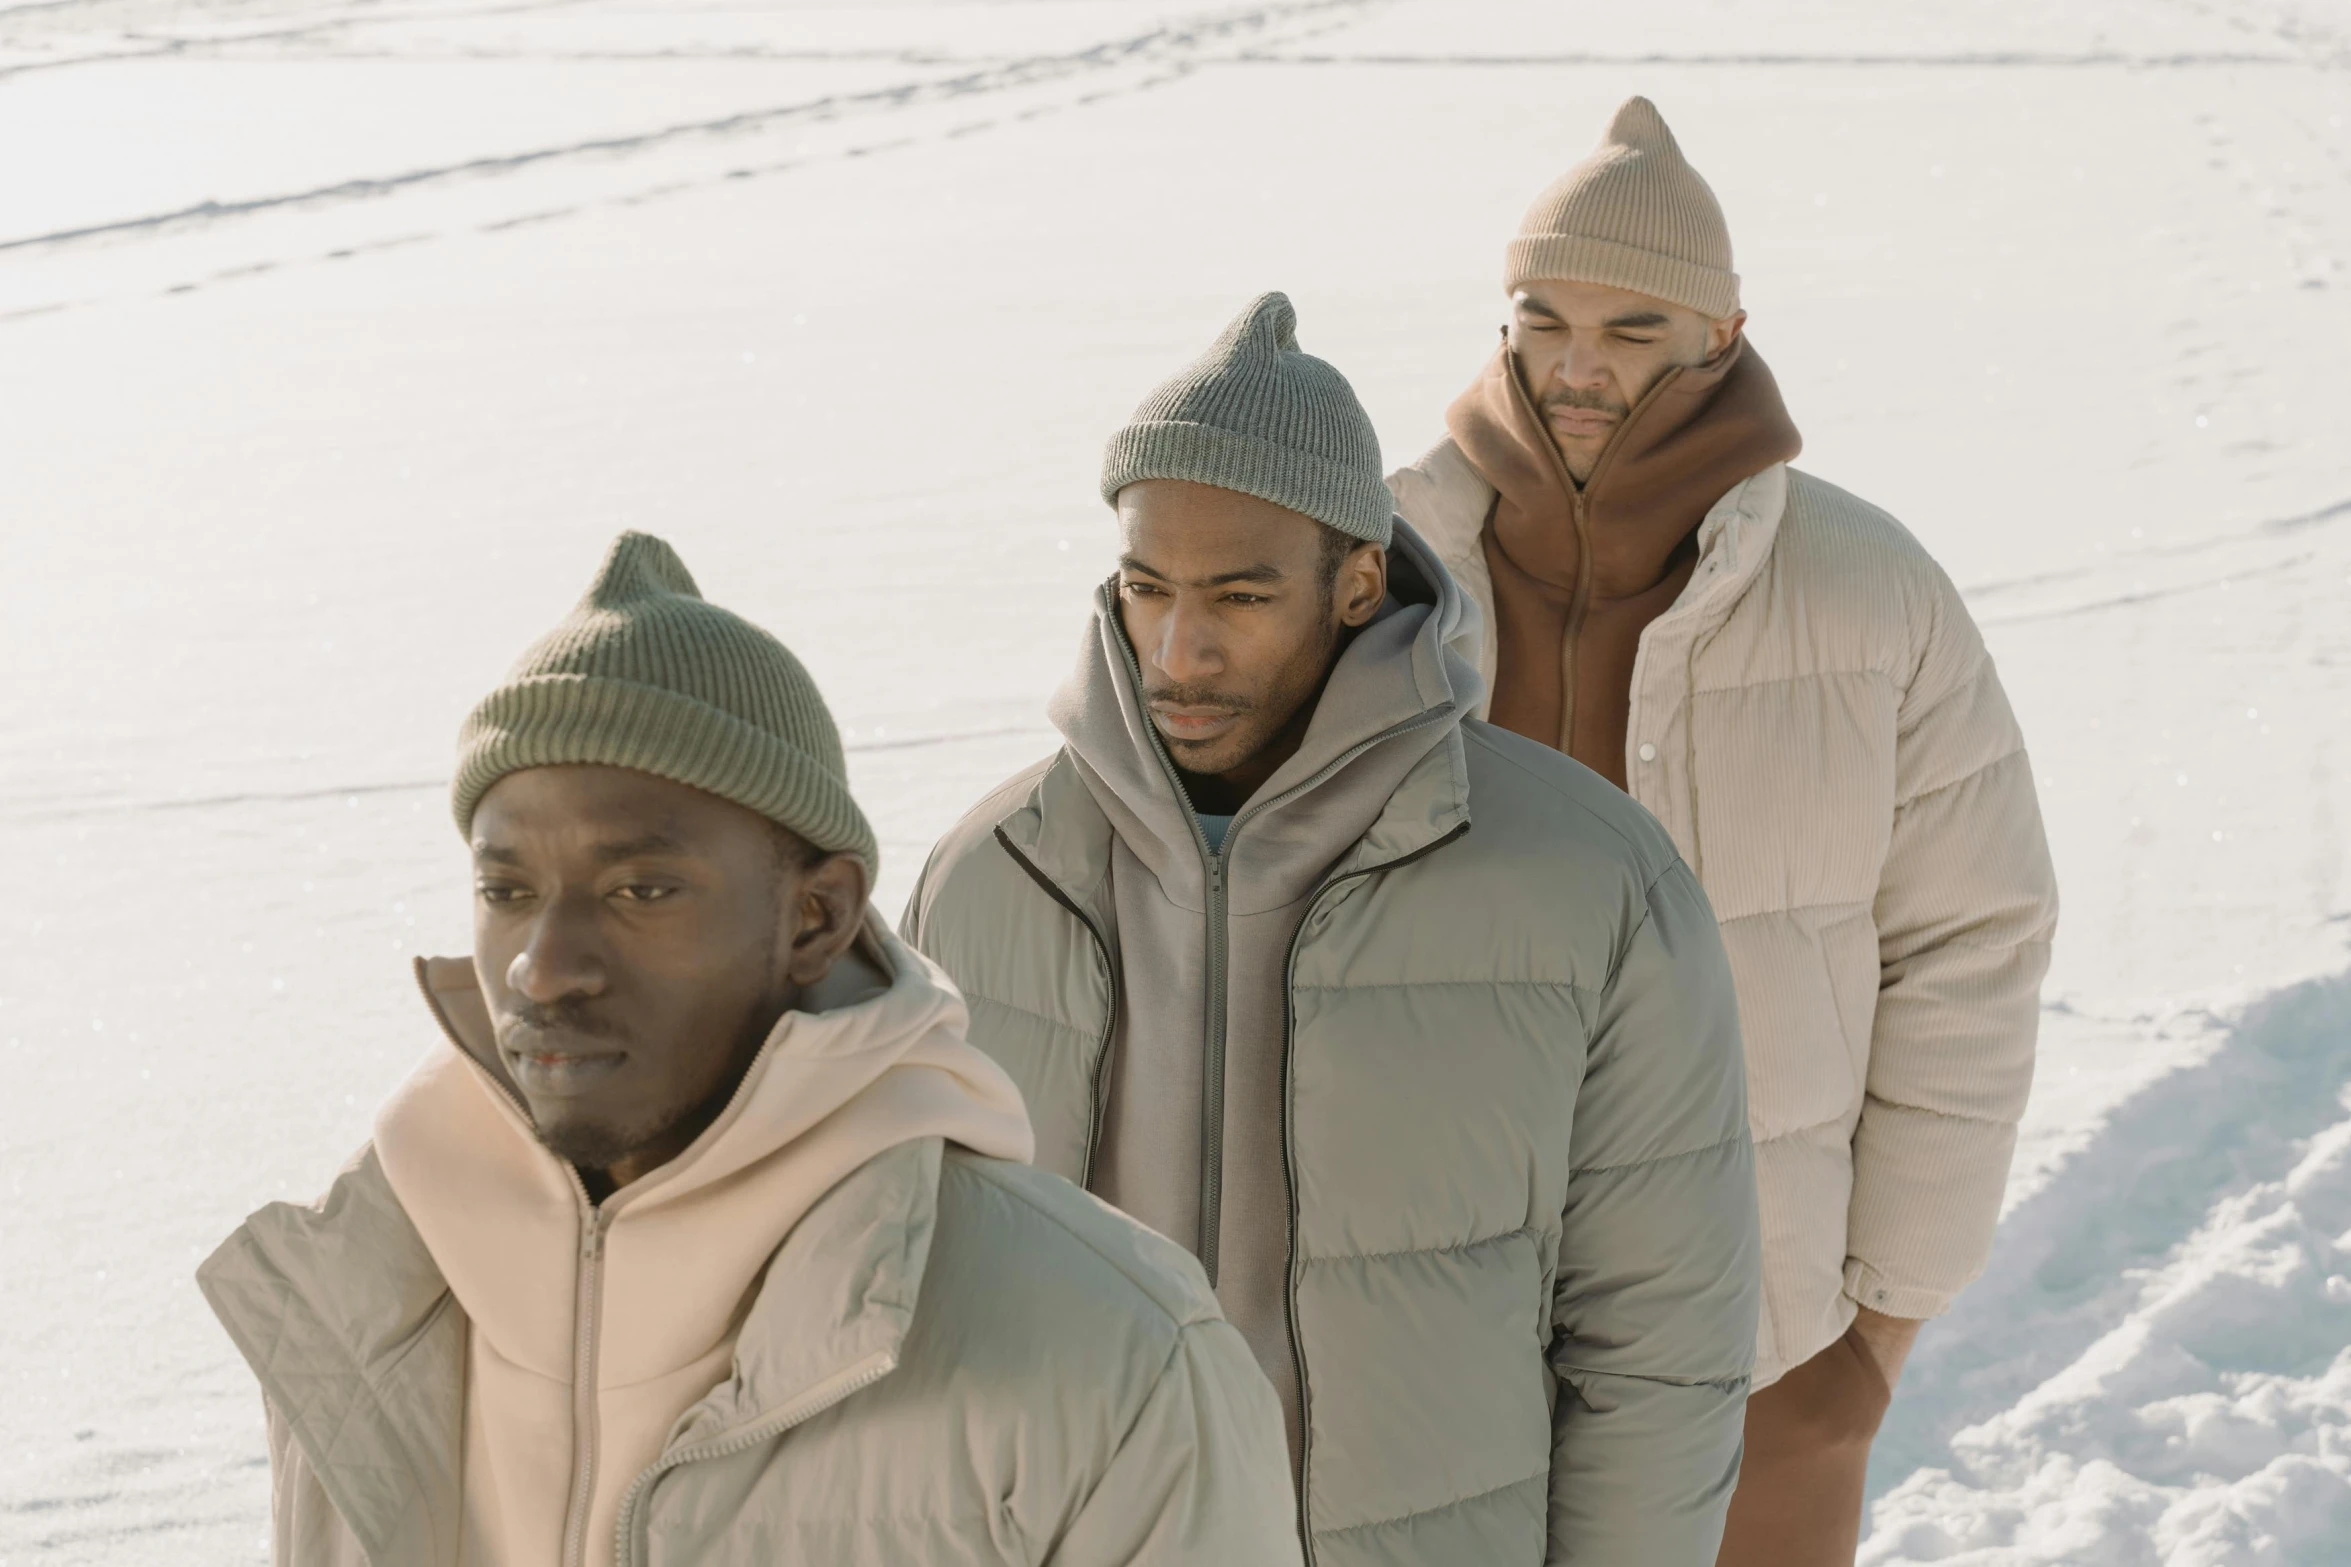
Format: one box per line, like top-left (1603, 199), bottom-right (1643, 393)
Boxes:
top-left (452, 531), bottom-right (879, 876)
top-left (1508, 96), bottom-right (1739, 318)
top-left (1100, 291), bottom-right (1393, 546)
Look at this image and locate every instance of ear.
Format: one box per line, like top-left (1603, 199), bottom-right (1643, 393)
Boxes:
top-left (782, 852), bottom-right (872, 987)
top-left (1708, 309), bottom-right (1748, 359)
top-left (1337, 543), bottom-right (1387, 628)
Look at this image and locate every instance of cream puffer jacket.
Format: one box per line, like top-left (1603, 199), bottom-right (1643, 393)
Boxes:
top-left (1390, 443), bottom-right (2058, 1385)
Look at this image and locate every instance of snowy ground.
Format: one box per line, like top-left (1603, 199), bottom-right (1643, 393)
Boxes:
top-left (3, 1), bottom-right (2348, 1561)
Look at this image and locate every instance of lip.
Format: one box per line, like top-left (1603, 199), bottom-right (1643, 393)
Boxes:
top-left (1546, 408), bottom-right (1620, 437)
top-left (1152, 706), bottom-right (1238, 740)
top-left (505, 1047), bottom-right (627, 1097)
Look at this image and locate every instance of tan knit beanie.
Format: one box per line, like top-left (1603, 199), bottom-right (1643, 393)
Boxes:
top-left (452, 531), bottom-right (880, 875)
top-left (1505, 95), bottom-right (1739, 319)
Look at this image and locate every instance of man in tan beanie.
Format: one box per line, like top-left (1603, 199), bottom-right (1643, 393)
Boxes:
top-left (1388, 97), bottom-right (2060, 1564)
top-left (198, 531), bottom-right (1302, 1567)
top-left (909, 292), bottom-right (1761, 1566)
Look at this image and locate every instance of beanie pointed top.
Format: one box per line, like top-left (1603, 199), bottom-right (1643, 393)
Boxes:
top-left (1100, 290), bottom-right (1393, 546)
top-left (1506, 94), bottom-right (1739, 318)
top-left (452, 530), bottom-right (879, 875)
top-left (581, 529), bottom-right (699, 608)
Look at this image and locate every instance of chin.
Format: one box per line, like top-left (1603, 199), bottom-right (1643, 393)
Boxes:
top-left (531, 1108), bottom-right (642, 1173)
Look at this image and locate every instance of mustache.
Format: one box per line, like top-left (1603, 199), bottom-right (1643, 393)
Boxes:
top-left (1540, 386), bottom-right (1628, 418)
top-left (497, 997), bottom-right (625, 1048)
top-left (1146, 683), bottom-right (1255, 715)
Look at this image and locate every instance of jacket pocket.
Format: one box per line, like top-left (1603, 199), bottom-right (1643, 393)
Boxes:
top-left (1719, 907), bottom-right (1871, 1140)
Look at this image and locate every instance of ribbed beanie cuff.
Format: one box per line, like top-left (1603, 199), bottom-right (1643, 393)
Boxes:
top-left (1101, 292), bottom-right (1394, 546)
top-left (1507, 96), bottom-right (1740, 319)
top-left (1101, 420), bottom-right (1394, 546)
top-left (452, 533), bottom-right (880, 876)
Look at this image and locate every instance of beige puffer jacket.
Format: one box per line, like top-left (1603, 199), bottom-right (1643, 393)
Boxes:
top-left (904, 525), bottom-right (1760, 1566)
top-left (196, 929), bottom-right (1301, 1567)
top-left (1389, 443), bottom-right (2059, 1385)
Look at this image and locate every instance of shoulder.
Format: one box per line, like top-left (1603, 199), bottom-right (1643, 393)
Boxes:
top-left (1457, 721), bottom-right (1684, 888)
top-left (1774, 468), bottom-right (1966, 611)
top-left (920, 754), bottom-right (1057, 876)
top-left (1386, 436), bottom-right (1493, 562)
top-left (930, 1151), bottom-right (1222, 1337)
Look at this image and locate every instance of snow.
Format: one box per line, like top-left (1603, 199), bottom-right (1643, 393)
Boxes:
top-left (3, 1), bottom-right (2348, 1562)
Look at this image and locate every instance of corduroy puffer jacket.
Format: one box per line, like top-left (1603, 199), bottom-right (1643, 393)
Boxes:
top-left (1388, 445), bottom-right (2060, 1387)
top-left (903, 526), bottom-right (1761, 1566)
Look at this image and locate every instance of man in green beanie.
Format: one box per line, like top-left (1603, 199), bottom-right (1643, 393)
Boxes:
top-left (198, 532), bottom-right (1302, 1567)
top-left (1387, 96), bottom-right (2058, 1566)
top-left (904, 292), bottom-right (1762, 1565)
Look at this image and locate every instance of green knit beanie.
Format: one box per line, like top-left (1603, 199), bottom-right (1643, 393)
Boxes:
top-left (451, 531), bottom-right (879, 876)
top-left (1100, 291), bottom-right (1393, 546)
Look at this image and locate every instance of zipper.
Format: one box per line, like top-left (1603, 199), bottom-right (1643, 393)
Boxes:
top-left (560, 1192), bottom-right (611, 1567)
top-left (1277, 818), bottom-right (1471, 1562)
top-left (1502, 355), bottom-right (1683, 755)
top-left (610, 1350), bottom-right (898, 1567)
top-left (1199, 848), bottom-right (1230, 1281)
top-left (992, 824), bottom-right (1122, 1186)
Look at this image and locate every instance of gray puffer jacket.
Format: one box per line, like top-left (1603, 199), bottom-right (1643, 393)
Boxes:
top-left (903, 524), bottom-right (1761, 1566)
top-left (198, 1136), bottom-right (1300, 1567)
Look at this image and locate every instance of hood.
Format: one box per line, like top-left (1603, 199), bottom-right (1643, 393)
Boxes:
top-left (380, 915), bottom-right (1033, 1392)
top-left (1446, 332), bottom-right (1802, 604)
top-left (1044, 519), bottom-right (1482, 915)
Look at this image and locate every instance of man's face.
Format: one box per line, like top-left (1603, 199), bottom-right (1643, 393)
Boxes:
top-left (469, 765), bottom-right (868, 1190)
top-left (1507, 278), bottom-right (1745, 483)
top-left (1115, 479), bottom-right (1385, 796)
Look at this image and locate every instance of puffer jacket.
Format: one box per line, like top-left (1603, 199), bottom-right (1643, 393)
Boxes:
top-left (1389, 443), bottom-right (2059, 1385)
top-left (903, 524), bottom-right (1760, 1566)
top-left (196, 942), bottom-right (1301, 1567)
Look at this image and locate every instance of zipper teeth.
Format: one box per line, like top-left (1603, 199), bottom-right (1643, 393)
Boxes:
top-left (610, 1353), bottom-right (897, 1567)
top-left (1278, 819), bottom-right (1471, 1565)
top-left (561, 1202), bottom-right (607, 1567)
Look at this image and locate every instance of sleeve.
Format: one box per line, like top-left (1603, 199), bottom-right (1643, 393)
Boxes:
top-left (265, 1396), bottom-right (371, 1567)
top-left (1547, 859), bottom-right (1760, 1565)
top-left (1045, 1319), bottom-right (1305, 1567)
top-left (1844, 571), bottom-right (2058, 1319)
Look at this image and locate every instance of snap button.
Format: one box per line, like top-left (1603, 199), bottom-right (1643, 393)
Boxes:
top-left (1637, 742), bottom-right (1659, 763)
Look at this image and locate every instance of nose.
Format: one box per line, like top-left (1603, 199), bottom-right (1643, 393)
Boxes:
top-left (507, 890), bottom-right (607, 1008)
top-left (1556, 333), bottom-right (1613, 393)
top-left (1147, 594), bottom-right (1225, 689)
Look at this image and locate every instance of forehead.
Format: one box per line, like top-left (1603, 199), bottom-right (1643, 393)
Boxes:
top-left (1115, 479), bottom-right (1323, 573)
top-left (471, 765), bottom-right (766, 855)
top-left (1512, 278), bottom-right (1698, 329)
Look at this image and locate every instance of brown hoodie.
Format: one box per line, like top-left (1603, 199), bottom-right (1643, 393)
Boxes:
top-left (1447, 334), bottom-right (1800, 785)
top-left (374, 919), bottom-right (1033, 1567)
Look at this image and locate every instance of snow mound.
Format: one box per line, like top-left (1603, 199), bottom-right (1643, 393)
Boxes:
top-left (1865, 978), bottom-right (2351, 1565)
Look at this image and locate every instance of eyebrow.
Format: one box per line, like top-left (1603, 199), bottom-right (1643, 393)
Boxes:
top-left (1119, 555), bottom-right (1288, 588)
top-left (1603, 311), bottom-right (1672, 330)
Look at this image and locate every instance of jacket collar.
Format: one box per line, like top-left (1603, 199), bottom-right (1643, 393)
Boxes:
top-left (1004, 520), bottom-right (1480, 912)
top-left (197, 1107), bottom-right (950, 1560)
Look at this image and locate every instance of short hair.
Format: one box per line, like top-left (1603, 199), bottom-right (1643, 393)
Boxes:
top-left (767, 821), bottom-right (828, 876)
top-left (1316, 523), bottom-right (1366, 596)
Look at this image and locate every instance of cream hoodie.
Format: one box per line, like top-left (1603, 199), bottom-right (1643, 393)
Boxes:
top-left (373, 916), bottom-right (1032, 1567)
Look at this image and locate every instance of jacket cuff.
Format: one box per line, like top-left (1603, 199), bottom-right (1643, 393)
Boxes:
top-left (1841, 1258), bottom-right (1953, 1321)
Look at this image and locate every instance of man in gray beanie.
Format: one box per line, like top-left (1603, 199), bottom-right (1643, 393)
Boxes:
top-left (1387, 96), bottom-right (2059, 1565)
top-left (905, 292), bottom-right (1762, 1565)
top-left (198, 531), bottom-right (1302, 1567)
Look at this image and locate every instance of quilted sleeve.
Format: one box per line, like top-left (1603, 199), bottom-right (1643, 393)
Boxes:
top-left (1845, 564), bottom-right (2058, 1320)
top-left (1045, 1319), bottom-right (1304, 1567)
top-left (1547, 859), bottom-right (1759, 1564)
